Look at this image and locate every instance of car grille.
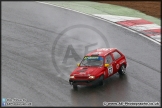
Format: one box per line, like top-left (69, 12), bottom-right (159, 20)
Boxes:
top-left (75, 75), bottom-right (89, 79)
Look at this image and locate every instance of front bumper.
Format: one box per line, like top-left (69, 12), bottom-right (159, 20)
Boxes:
top-left (69, 77), bottom-right (101, 86)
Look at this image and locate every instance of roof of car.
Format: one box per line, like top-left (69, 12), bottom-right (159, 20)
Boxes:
top-left (86, 48), bottom-right (117, 56)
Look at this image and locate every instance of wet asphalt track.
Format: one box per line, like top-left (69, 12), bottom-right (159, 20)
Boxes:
top-left (2, 2), bottom-right (161, 106)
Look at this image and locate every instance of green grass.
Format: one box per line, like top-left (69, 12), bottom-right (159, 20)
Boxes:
top-left (44, 1), bottom-right (160, 26)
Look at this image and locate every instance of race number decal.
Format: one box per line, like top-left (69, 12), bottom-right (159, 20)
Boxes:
top-left (108, 65), bottom-right (113, 75)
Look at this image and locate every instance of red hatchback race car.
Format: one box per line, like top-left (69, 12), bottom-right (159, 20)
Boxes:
top-left (69, 48), bottom-right (127, 89)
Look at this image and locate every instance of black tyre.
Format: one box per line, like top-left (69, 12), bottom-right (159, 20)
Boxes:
top-left (118, 64), bottom-right (126, 75)
top-left (98, 75), bottom-right (104, 86)
top-left (73, 85), bottom-right (78, 90)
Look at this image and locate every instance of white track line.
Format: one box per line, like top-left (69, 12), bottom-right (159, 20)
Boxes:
top-left (36, 1), bottom-right (161, 45)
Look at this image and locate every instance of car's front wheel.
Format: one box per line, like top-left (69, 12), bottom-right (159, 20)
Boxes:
top-left (73, 85), bottom-right (78, 90)
top-left (118, 64), bottom-right (126, 75)
top-left (98, 75), bottom-right (104, 86)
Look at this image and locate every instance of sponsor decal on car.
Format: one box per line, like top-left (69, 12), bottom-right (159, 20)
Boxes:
top-left (84, 56), bottom-right (103, 60)
top-left (108, 65), bottom-right (113, 75)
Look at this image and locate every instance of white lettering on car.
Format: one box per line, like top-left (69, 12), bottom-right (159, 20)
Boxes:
top-left (79, 72), bottom-right (85, 74)
top-left (92, 52), bottom-right (102, 54)
top-left (97, 48), bottom-right (110, 51)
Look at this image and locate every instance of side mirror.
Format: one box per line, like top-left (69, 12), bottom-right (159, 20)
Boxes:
top-left (105, 64), bottom-right (109, 67)
top-left (77, 63), bottom-right (80, 66)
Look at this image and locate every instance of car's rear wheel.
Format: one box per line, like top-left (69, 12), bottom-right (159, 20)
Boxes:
top-left (99, 75), bottom-right (104, 86)
top-left (73, 85), bottom-right (78, 90)
top-left (118, 64), bottom-right (126, 75)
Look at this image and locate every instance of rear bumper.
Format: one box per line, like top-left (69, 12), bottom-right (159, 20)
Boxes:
top-left (69, 77), bottom-right (101, 86)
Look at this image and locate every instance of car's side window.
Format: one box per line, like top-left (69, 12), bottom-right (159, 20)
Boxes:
top-left (105, 54), bottom-right (113, 64)
top-left (112, 51), bottom-right (121, 60)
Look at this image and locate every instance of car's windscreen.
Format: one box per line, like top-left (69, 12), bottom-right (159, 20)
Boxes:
top-left (80, 56), bottom-right (103, 67)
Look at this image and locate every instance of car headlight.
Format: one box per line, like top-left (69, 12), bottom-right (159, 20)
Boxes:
top-left (89, 76), bottom-right (95, 79)
top-left (70, 76), bottom-right (75, 79)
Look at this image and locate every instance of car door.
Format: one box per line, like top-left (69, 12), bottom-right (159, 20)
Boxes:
top-left (105, 54), bottom-right (115, 77)
top-left (111, 51), bottom-right (123, 73)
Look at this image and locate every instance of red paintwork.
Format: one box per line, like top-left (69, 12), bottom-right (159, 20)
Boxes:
top-left (69, 48), bottom-right (127, 85)
top-left (86, 48), bottom-right (116, 56)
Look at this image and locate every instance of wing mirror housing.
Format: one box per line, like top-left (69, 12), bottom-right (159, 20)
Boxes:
top-left (77, 63), bottom-right (80, 66)
top-left (105, 64), bottom-right (109, 67)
